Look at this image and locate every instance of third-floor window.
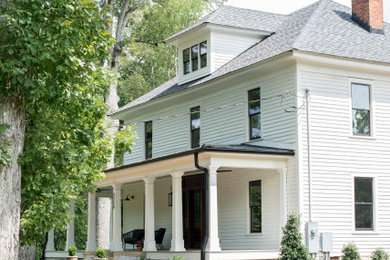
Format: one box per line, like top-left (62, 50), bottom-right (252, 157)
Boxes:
top-left (183, 41), bottom-right (207, 75)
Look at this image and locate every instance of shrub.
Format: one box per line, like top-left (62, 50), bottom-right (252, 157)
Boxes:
top-left (169, 256), bottom-right (186, 260)
top-left (96, 247), bottom-right (107, 258)
top-left (280, 212), bottom-right (310, 260)
top-left (371, 248), bottom-right (389, 260)
top-left (68, 246), bottom-right (77, 256)
top-left (342, 242), bottom-right (361, 260)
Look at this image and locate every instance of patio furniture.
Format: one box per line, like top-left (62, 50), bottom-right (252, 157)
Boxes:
top-left (123, 229), bottom-right (144, 249)
top-left (155, 228), bottom-right (166, 250)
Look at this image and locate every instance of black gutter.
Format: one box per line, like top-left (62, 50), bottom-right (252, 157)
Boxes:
top-left (194, 152), bottom-right (208, 260)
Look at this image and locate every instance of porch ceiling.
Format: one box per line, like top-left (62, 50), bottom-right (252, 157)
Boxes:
top-left (98, 144), bottom-right (294, 187)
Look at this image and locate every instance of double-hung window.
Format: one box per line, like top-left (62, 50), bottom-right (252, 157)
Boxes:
top-left (249, 180), bottom-right (262, 233)
top-left (190, 106), bottom-right (200, 148)
top-left (183, 49), bottom-right (190, 75)
top-left (354, 177), bottom-right (374, 230)
top-left (145, 121), bottom-right (153, 159)
top-left (248, 88), bottom-right (261, 140)
top-left (200, 41), bottom-right (207, 68)
top-left (351, 83), bottom-right (371, 136)
top-left (191, 45), bottom-right (199, 72)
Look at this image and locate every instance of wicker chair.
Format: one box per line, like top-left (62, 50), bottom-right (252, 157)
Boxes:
top-left (155, 228), bottom-right (166, 250)
top-left (123, 229), bottom-right (144, 249)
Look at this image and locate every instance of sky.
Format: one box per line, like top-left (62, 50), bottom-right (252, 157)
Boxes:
top-left (226, 0), bottom-right (390, 23)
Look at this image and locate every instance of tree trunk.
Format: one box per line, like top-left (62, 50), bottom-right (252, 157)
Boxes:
top-left (0, 96), bottom-right (26, 259)
top-left (19, 245), bottom-right (36, 260)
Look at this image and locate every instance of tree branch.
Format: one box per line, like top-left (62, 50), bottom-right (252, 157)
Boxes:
top-left (134, 39), bottom-right (162, 46)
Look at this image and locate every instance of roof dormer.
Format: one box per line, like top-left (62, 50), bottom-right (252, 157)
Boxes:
top-left (165, 6), bottom-right (286, 85)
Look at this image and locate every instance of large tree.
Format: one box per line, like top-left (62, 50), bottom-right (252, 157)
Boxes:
top-left (0, 0), bottom-right (114, 258)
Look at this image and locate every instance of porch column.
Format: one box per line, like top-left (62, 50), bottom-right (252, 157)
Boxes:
top-left (143, 177), bottom-right (157, 251)
top-left (109, 197), bottom-right (113, 251)
top-left (65, 199), bottom-right (76, 250)
top-left (45, 229), bottom-right (55, 251)
top-left (170, 172), bottom-right (185, 252)
top-left (112, 183), bottom-right (123, 251)
top-left (86, 192), bottom-right (96, 251)
top-left (206, 166), bottom-right (221, 251)
top-left (279, 168), bottom-right (288, 240)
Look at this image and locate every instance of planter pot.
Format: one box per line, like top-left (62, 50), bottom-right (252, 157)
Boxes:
top-left (136, 247), bottom-right (143, 251)
top-left (66, 257), bottom-right (78, 260)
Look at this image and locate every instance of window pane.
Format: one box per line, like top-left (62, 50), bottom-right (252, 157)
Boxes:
top-left (147, 141), bottom-right (152, 159)
top-left (352, 84), bottom-right (370, 110)
top-left (352, 109), bottom-right (370, 135)
top-left (191, 107), bottom-right (200, 130)
top-left (183, 49), bottom-right (190, 62)
top-left (145, 121), bottom-right (152, 141)
top-left (191, 45), bottom-right (199, 71)
top-left (192, 129), bottom-right (200, 148)
top-left (201, 54), bottom-right (207, 68)
top-left (250, 114), bottom-right (261, 139)
top-left (200, 41), bottom-right (207, 55)
top-left (355, 178), bottom-right (373, 203)
top-left (183, 49), bottom-right (190, 75)
top-left (251, 206), bottom-right (262, 232)
top-left (355, 204), bottom-right (373, 230)
top-left (249, 101), bottom-right (260, 115)
top-left (250, 181), bottom-right (261, 207)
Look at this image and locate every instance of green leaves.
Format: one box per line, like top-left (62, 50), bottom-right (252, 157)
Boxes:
top-left (342, 242), bottom-right (361, 260)
top-left (0, 124), bottom-right (11, 166)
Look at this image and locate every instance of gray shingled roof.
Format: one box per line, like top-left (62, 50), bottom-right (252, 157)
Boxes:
top-left (114, 0), bottom-right (390, 115)
top-left (166, 5), bottom-right (287, 42)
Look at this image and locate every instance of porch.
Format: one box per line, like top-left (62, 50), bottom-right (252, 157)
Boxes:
top-left (86, 145), bottom-right (293, 260)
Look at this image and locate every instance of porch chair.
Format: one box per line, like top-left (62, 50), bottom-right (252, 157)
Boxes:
top-left (122, 229), bottom-right (145, 250)
top-left (155, 228), bottom-right (166, 250)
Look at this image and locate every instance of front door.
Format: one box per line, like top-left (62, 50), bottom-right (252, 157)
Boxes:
top-left (182, 174), bottom-right (205, 249)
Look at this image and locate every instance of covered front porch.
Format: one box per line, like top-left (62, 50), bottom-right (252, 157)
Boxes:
top-left (85, 145), bottom-right (294, 260)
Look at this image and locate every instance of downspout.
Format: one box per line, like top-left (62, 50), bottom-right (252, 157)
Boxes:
top-left (194, 152), bottom-right (208, 260)
top-left (306, 88), bottom-right (312, 222)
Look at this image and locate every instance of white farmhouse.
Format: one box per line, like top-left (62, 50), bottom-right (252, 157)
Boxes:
top-left (54, 0), bottom-right (390, 259)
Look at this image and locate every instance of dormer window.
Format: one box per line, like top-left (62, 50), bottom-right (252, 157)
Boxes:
top-left (182, 41), bottom-right (208, 75)
top-left (191, 45), bottom-right (199, 71)
top-left (200, 41), bottom-right (207, 68)
top-left (183, 49), bottom-right (190, 75)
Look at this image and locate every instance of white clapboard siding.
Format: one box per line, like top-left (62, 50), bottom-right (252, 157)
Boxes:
top-left (297, 65), bottom-right (390, 257)
top-left (124, 66), bottom-right (297, 165)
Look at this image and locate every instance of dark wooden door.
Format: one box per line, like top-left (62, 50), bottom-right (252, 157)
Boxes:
top-left (182, 174), bottom-right (205, 249)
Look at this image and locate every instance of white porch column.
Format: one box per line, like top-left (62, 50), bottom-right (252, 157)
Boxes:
top-left (65, 199), bottom-right (76, 250)
top-left (206, 166), bottom-right (221, 252)
top-left (279, 168), bottom-right (288, 240)
top-left (45, 229), bottom-right (55, 251)
top-left (109, 197), bottom-right (113, 251)
top-left (112, 183), bottom-right (123, 251)
top-left (86, 192), bottom-right (97, 251)
top-left (143, 177), bottom-right (157, 251)
top-left (170, 172), bottom-right (185, 252)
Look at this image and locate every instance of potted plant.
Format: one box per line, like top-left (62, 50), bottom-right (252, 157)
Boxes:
top-left (136, 240), bottom-right (143, 251)
top-left (94, 248), bottom-right (107, 260)
top-left (67, 246), bottom-right (77, 260)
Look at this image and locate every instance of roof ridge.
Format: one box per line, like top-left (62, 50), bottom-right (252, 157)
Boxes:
top-left (222, 5), bottom-right (286, 17)
top-left (293, 0), bottom-right (326, 49)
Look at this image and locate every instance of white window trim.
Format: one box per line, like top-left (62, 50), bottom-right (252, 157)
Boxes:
top-left (348, 78), bottom-right (375, 139)
top-left (181, 40), bottom-right (209, 76)
top-left (246, 85), bottom-right (263, 142)
top-left (351, 174), bottom-right (377, 234)
top-left (246, 178), bottom-right (263, 235)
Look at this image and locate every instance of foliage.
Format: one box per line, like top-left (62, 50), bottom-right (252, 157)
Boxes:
top-left (169, 256), bottom-right (186, 260)
top-left (0, 124), bottom-right (11, 165)
top-left (114, 125), bottom-right (137, 166)
top-left (118, 0), bottom-right (226, 106)
top-left (371, 248), bottom-right (389, 260)
top-left (136, 240), bottom-right (144, 247)
top-left (0, 0), bottom-right (115, 246)
top-left (280, 213), bottom-right (310, 260)
top-left (96, 247), bottom-right (107, 258)
top-left (68, 246), bottom-right (77, 256)
top-left (342, 242), bottom-right (361, 260)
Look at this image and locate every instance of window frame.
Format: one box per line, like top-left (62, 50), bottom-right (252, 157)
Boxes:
top-left (249, 180), bottom-right (262, 233)
top-left (352, 175), bottom-right (377, 233)
top-left (248, 87), bottom-right (261, 140)
top-left (144, 121), bottom-right (153, 159)
top-left (190, 106), bottom-right (200, 149)
top-left (349, 79), bottom-right (375, 139)
top-left (183, 48), bottom-right (190, 75)
top-left (200, 41), bottom-right (207, 69)
top-left (191, 44), bottom-right (199, 72)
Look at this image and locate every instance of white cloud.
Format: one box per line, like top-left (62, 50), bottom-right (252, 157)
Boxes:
top-left (225, 0), bottom-right (390, 22)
